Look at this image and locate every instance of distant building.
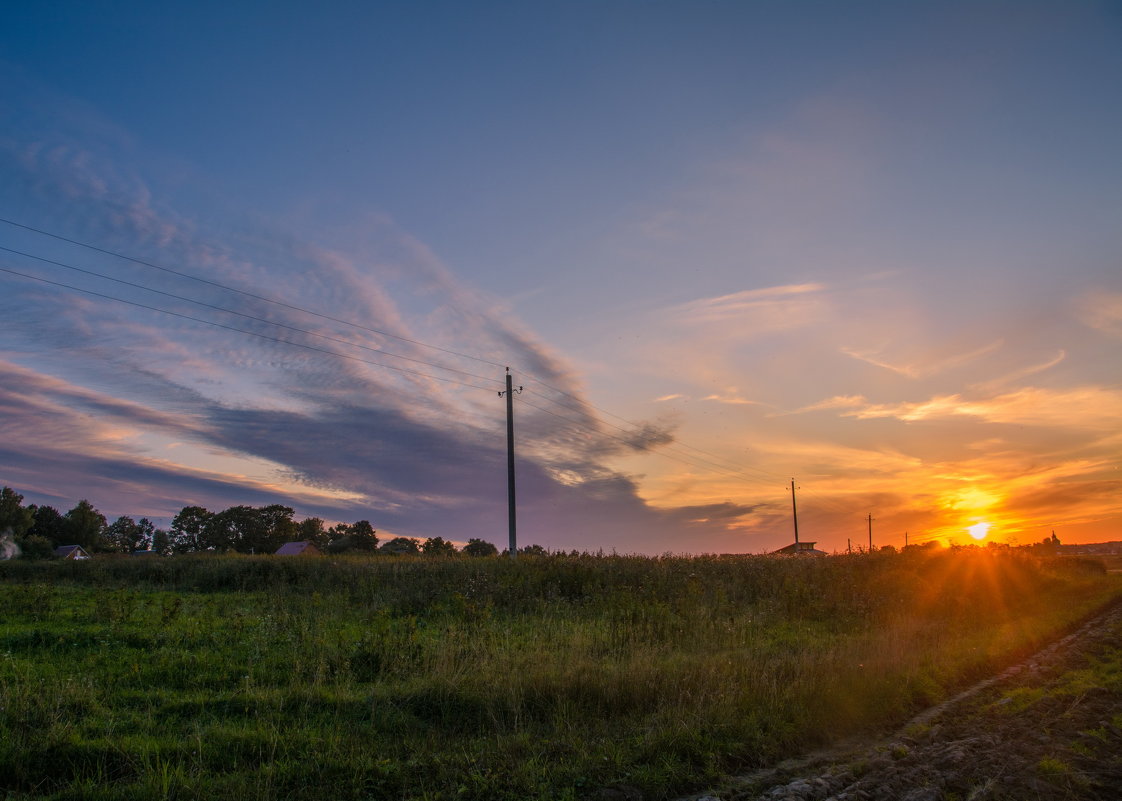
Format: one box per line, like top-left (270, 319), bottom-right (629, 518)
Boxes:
top-left (275, 541), bottom-right (321, 556)
top-left (771, 541), bottom-right (827, 556)
top-left (54, 545), bottom-right (91, 560)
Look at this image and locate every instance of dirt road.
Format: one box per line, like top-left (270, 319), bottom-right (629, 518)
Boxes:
top-left (684, 601), bottom-right (1122, 801)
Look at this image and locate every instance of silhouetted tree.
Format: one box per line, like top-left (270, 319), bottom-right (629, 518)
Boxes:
top-left (104, 516), bottom-right (156, 553)
top-left (379, 536), bottom-right (420, 556)
top-left (350, 520), bottom-right (378, 552)
top-left (462, 538), bottom-right (498, 557)
top-left (28, 505), bottom-right (67, 546)
top-left (64, 500), bottom-right (107, 551)
top-left (256, 505), bottom-right (297, 552)
top-left (170, 506), bottom-right (212, 553)
top-left (151, 528), bottom-right (172, 556)
top-left (17, 535), bottom-right (54, 560)
top-left (518, 544), bottom-right (548, 556)
top-left (0, 487), bottom-right (34, 538)
top-left (421, 536), bottom-right (456, 556)
top-left (296, 517), bottom-right (329, 551)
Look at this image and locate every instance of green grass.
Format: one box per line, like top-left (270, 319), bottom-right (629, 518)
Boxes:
top-left (0, 549), bottom-right (1118, 800)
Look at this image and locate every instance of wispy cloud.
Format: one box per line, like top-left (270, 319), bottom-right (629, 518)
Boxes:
top-left (970, 350), bottom-right (1066, 392)
top-left (778, 394), bottom-right (868, 416)
top-left (843, 386), bottom-right (1122, 429)
top-left (1081, 291), bottom-right (1122, 337)
top-left (840, 339), bottom-right (1004, 379)
top-left (703, 390), bottom-right (762, 406)
top-left (675, 283), bottom-right (827, 327)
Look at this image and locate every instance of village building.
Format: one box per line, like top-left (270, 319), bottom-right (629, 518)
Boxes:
top-left (771, 541), bottom-right (827, 556)
top-left (275, 541), bottom-right (321, 556)
top-left (53, 544), bottom-right (91, 560)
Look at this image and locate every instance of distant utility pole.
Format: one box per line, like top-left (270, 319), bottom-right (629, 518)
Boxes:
top-left (905, 531), bottom-right (909, 548)
top-left (790, 478), bottom-right (800, 544)
top-left (499, 368), bottom-right (522, 557)
top-left (867, 513), bottom-right (874, 551)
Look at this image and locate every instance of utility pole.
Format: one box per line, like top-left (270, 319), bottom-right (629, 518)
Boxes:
top-left (499, 368), bottom-right (522, 557)
top-left (905, 531), bottom-right (909, 548)
top-left (790, 478), bottom-right (799, 545)
top-left (867, 513), bottom-right (874, 552)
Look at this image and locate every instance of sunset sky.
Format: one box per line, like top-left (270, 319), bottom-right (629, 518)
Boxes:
top-left (2, 1), bottom-right (1120, 554)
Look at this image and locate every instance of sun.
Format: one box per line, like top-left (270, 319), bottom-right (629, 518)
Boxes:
top-left (967, 521), bottom-right (991, 540)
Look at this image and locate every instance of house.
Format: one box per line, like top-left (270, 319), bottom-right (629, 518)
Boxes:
top-left (275, 541), bottom-right (321, 556)
top-left (54, 544), bottom-right (91, 560)
top-left (771, 541), bottom-right (827, 556)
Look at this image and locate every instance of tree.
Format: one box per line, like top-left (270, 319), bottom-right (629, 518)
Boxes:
top-left (203, 506), bottom-right (259, 553)
top-left (421, 536), bottom-right (456, 556)
top-left (64, 500), bottom-right (107, 551)
top-left (296, 517), bottom-right (330, 551)
top-left (379, 536), bottom-right (420, 556)
top-left (0, 487), bottom-right (34, 538)
top-left (28, 505), bottom-right (67, 547)
top-left (518, 544), bottom-right (548, 556)
top-left (256, 505), bottom-right (297, 552)
top-left (171, 506), bottom-right (212, 553)
top-left (135, 518), bottom-right (157, 551)
top-left (16, 535), bottom-right (54, 560)
top-left (105, 516), bottom-right (139, 553)
top-left (104, 516), bottom-right (156, 553)
top-left (350, 520), bottom-right (378, 552)
top-left (462, 538), bottom-right (498, 557)
top-left (151, 528), bottom-right (172, 556)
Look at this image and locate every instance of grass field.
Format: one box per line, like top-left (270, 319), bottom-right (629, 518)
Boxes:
top-left (1, 549), bottom-right (1119, 800)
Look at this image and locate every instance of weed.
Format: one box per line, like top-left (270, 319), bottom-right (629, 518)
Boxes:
top-left (0, 549), bottom-right (1117, 800)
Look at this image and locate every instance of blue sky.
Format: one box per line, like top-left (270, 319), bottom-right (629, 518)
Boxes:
top-left (2, 1), bottom-right (1120, 552)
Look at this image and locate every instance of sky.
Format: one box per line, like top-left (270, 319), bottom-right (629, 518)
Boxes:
top-left (1, 1), bottom-right (1120, 554)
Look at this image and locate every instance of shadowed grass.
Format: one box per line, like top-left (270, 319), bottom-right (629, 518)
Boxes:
top-left (0, 549), bottom-right (1118, 799)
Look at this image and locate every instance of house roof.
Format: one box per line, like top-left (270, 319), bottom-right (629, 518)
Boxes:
top-left (771, 541), bottom-right (827, 556)
top-left (275, 541), bottom-right (321, 556)
top-left (54, 544), bottom-right (91, 559)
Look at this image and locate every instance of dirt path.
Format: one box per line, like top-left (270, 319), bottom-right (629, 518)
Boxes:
top-left (681, 602), bottom-right (1122, 801)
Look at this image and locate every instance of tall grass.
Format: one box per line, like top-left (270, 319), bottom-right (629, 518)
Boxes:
top-left (0, 549), bottom-right (1117, 800)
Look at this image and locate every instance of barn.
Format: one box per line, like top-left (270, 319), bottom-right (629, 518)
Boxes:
top-left (54, 544), bottom-right (91, 560)
top-left (275, 541), bottom-right (321, 556)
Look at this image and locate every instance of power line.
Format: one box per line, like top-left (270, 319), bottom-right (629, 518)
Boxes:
top-left (0, 245), bottom-right (502, 387)
top-left (0, 266), bottom-right (499, 391)
top-left (2, 217), bottom-right (796, 484)
top-left (516, 396), bottom-right (782, 488)
top-left (517, 372), bottom-right (789, 484)
top-left (3, 218), bottom-right (797, 489)
top-left (0, 218), bottom-right (860, 518)
top-left (0, 216), bottom-right (507, 370)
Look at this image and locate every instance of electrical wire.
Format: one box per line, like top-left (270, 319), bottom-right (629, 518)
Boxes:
top-left (516, 395), bottom-right (781, 488)
top-left (0, 216), bottom-right (508, 370)
top-left (0, 266), bottom-right (498, 391)
top-left (2, 215), bottom-right (798, 484)
top-left (1, 217), bottom-right (864, 518)
top-left (516, 371), bottom-right (792, 484)
top-left (0, 244), bottom-right (502, 387)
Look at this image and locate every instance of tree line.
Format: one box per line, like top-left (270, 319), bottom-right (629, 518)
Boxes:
top-left (0, 487), bottom-right (517, 558)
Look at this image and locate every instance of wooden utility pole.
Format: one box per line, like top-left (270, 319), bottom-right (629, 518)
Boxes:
top-left (790, 478), bottom-right (799, 544)
top-left (867, 513), bottom-right (874, 552)
top-left (499, 369), bottom-right (522, 557)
